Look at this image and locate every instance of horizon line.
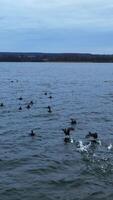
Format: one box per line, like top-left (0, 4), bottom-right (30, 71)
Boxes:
top-left (0, 52), bottom-right (113, 56)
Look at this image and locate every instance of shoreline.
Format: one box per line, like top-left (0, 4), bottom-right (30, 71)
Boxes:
top-left (0, 52), bottom-right (113, 62)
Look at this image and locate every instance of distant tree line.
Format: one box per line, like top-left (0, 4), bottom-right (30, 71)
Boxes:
top-left (0, 52), bottom-right (113, 62)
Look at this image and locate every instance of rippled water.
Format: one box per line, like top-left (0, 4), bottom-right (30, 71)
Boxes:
top-left (0, 62), bottom-right (113, 200)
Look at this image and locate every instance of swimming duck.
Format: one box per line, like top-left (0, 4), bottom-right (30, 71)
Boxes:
top-left (63, 128), bottom-right (74, 143)
top-left (85, 132), bottom-right (98, 143)
top-left (86, 132), bottom-right (98, 139)
top-left (18, 97), bottom-right (23, 100)
top-left (62, 127), bottom-right (74, 136)
top-left (29, 101), bottom-right (34, 105)
top-left (19, 106), bottom-right (22, 111)
top-left (30, 130), bottom-right (36, 137)
top-left (48, 96), bottom-right (52, 99)
top-left (26, 104), bottom-right (31, 109)
top-left (0, 103), bottom-right (4, 107)
top-left (47, 106), bottom-right (52, 113)
top-left (70, 118), bottom-right (77, 125)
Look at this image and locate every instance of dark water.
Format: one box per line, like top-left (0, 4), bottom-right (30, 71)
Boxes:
top-left (0, 62), bottom-right (113, 200)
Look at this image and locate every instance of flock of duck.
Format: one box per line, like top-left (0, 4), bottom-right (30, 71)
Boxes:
top-left (62, 121), bottom-right (113, 152)
top-left (0, 82), bottom-right (112, 153)
top-left (0, 89), bottom-right (98, 140)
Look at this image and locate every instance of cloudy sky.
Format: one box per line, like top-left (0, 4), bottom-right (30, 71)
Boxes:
top-left (0, 0), bottom-right (113, 53)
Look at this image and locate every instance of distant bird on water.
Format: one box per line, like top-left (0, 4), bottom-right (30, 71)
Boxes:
top-left (18, 106), bottom-right (22, 111)
top-left (30, 130), bottom-right (36, 137)
top-left (86, 132), bottom-right (98, 140)
top-left (0, 103), bottom-right (4, 107)
top-left (47, 106), bottom-right (52, 113)
top-left (62, 127), bottom-right (74, 143)
top-left (62, 127), bottom-right (74, 136)
top-left (29, 101), bottom-right (34, 105)
top-left (18, 97), bottom-right (23, 100)
top-left (48, 96), bottom-right (52, 99)
top-left (85, 132), bottom-right (98, 144)
top-left (44, 92), bottom-right (47, 95)
top-left (70, 118), bottom-right (77, 125)
top-left (26, 104), bottom-right (31, 109)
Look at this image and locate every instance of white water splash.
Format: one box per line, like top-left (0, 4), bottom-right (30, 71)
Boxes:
top-left (76, 140), bottom-right (91, 153)
top-left (107, 143), bottom-right (112, 150)
top-left (70, 138), bottom-right (74, 143)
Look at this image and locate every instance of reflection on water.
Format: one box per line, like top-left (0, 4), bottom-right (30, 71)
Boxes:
top-left (0, 63), bottom-right (113, 200)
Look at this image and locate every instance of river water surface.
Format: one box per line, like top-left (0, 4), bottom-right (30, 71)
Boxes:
top-left (0, 63), bottom-right (113, 200)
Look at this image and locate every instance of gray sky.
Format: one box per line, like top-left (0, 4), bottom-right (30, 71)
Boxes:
top-left (0, 0), bottom-right (113, 53)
